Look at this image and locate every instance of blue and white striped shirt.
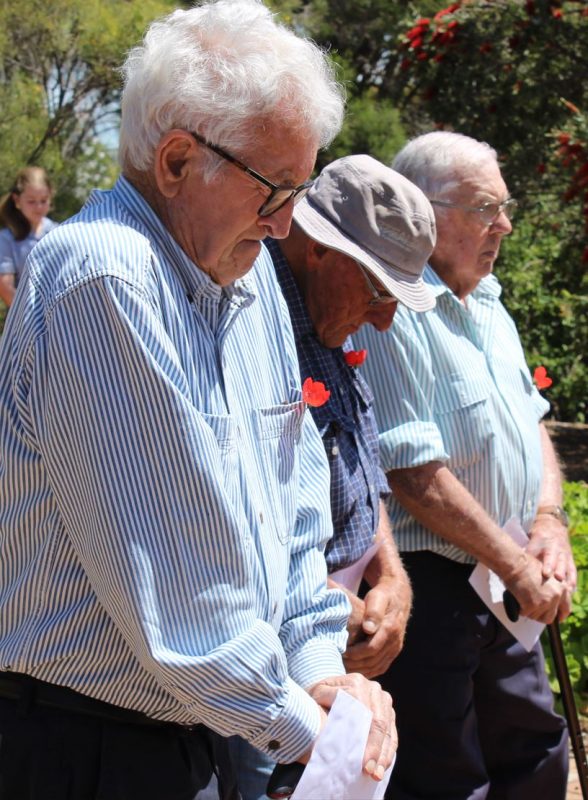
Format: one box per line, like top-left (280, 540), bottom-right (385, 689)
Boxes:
top-left (356, 265), bottom-right (549, 564)
top-left (0, 177), bottom-right (348, 763)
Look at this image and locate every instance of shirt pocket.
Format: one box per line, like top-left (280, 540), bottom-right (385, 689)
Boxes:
top-left (250, 392), bottom-right (305, 545)
top-left (435, 372), bottom-right (493, 471)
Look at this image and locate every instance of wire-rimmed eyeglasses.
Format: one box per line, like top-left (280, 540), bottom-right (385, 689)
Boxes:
top-left (190, 131), bottom-right (313, 218)
top-left (355, 261), bottom-right (397, 306)
top-left (430, 198), bottom-right (518, 226)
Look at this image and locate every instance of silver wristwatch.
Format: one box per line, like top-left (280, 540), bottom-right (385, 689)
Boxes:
top-left (536, 504), bottom-right (569, 527)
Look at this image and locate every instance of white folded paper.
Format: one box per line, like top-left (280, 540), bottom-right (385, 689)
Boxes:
top-left (330, 542), bottom-right (380, 595)
top-left (292, 690), bottom-right (394, 800)
top-left (468, 517), bottom-right (544, 651)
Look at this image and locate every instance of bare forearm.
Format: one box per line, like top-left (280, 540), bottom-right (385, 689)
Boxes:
top-left (387, 461), bottom-right (528, 583)
top-left (537, 423), bottom-right (564, 507)
top-left (363, 501), bottom-right (410, 594)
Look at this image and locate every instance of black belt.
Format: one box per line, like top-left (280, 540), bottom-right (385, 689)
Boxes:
top-left (0, 671), bottom-right (197, 730)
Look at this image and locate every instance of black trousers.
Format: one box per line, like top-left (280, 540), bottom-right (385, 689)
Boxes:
top-left (380, 552), bottom-right (568, 800)
top-left (0, 676), bottom-right (239, 800)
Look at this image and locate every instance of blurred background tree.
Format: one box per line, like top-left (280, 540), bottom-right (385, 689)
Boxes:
top-left (0, 0), bottom-right (176, 221)
top-left (1, 0), bottom-right (586, 423)
top-left (271, 0), bottom-right (588, 422)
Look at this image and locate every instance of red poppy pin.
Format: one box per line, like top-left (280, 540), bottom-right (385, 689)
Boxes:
top-left (302, 377), bottom-right (330, 408)
top-left (533, 365), bottom-right (553, 390)
top-left (344, 349), bottom-right (368, 368)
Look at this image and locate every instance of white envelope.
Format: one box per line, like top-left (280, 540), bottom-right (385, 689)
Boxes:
top-left (468, 517), bottom-right (544, 651)
top-left (292, 690), bottom-right (394, 800)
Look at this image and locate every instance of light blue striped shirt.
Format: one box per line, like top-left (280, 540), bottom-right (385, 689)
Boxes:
top-left (0, 176), bottom-right (348, 763)
top-left (356, 265), bottom-right (549, 564)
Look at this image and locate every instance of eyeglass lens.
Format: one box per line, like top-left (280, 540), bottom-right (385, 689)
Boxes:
top-left (481, 199), bottom-right (517, 224)
top-left (356, 262), bottom-right (397, 305)
top-left (259, 184), bottom-right (312, 217)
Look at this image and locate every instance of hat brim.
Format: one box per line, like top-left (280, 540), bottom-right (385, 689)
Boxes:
top-left (294, 198), bottom-right (435, 312)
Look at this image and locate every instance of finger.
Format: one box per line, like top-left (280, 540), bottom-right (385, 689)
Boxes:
top-left (552, 550), bottom-right (567, 582)
top-left (344, 634), bottom-right (400, 678)
top-left (363, 685), bottom-right (395, 779)
top-left (557, 589), bottom-right (573, 622)
top-left (361, 587), bottom-right (389, 635)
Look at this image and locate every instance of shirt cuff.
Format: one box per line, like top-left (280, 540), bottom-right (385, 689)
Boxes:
top-left (287, 638), bottom-right (346, 690)
top-left (379, 421), bottom-right (448, 472)
top-left (247, 676), bottom-right (323, 763)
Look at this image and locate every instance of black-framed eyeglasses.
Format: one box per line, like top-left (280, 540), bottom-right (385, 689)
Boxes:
top-left (190, 131), bottom-right (313, 218)
top-left (430, 198), bottom-right (518, 226)
top-left (355, 261), bottom-right (397, 306)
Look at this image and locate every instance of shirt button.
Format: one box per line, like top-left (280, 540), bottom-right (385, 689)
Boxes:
top-left (268, 739), bottom-right (281, 751)
top-left (331, 445), bottom-right (339, 456)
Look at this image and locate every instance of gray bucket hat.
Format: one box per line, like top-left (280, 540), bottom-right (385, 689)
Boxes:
top-left (293, 154), bottom-right (436, 311)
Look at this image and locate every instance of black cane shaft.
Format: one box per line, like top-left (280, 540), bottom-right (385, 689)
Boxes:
top-left (548, 621), bottom-right (588, 799)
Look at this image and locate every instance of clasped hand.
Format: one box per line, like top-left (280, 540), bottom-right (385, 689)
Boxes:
top-left (303, 673), bottom-right (396, 781)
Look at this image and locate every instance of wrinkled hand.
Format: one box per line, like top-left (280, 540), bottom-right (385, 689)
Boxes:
top-left (527, 516), bottom-right (577, 604)
top-left (343, 576), bottom-right (411, 678)
top-left (503, 549), bottom-right (570, 624)
top-left (307, 673), bottom-right (396, 781)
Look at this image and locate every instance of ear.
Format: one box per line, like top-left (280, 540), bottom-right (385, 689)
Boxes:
top-left (154, 130), bottom-right (198, 199)
top-left (305, 238), bottom-right (330, 272)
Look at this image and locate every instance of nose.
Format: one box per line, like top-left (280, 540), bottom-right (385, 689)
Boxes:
top-left (369, 302), bottom-right (397, 331)
top-left (490, 209), bottom-right (512, 235)
top-left (259, 200), bottom-right (294, 240)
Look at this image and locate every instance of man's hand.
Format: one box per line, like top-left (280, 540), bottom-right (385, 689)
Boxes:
top-left (526, 514), bottom-right (576, 621)
top-left (306, 673), bottom-right (396, 781)
top-left (503, 549), bottom-right (570, 624)
top-left (342, 574), bottom-right (411, 678)
top-left (527, 514), bottom-right (577, 587)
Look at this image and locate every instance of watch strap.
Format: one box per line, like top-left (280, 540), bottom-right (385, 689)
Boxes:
top-left (536, 504), bottom-right (569, 526)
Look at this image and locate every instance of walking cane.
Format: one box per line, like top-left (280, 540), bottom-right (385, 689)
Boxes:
top-left (504, 591), bottom-right (588, 799)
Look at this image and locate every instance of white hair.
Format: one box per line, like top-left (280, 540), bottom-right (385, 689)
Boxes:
top-left (119, 0), bottom-right (345, 173)
top-left (392, 131), bottom-right (499, 199)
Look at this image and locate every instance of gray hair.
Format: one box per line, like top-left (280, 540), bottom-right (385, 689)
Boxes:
top-left (119, 0), bottom-right (345, 174)
top-left (392, 131), bottom-right (499, 199)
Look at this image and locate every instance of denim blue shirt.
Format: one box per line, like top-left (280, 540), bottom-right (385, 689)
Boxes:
top-left (269, 239), bottom-right (389, 572)
top-left (0, 177), bottom-right (348, 763)
top-left (356, 265), bottom-right (549, 564)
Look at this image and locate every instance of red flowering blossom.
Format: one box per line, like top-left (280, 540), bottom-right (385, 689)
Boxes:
top-left (302, 377), bottom-right (330, 407)
top-left (407, 25), bottom-right (424, 40)
top-left (410, 37), bottom-right (424, 49)
top-left (344, 349), bottom-right (368, 368)
top-left (434, 2), bottom-right (461, 20)
top-left (533, 366), bottom-right (553, 390)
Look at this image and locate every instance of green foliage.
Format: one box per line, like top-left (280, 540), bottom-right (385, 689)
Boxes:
top-left (319, 92), bottom-right (406, 171)
top-left (544, 481), bottom-right (588, 710)
top-left (0, 0), bottom-right (176, 220)
top-left (498, 210), bottom-right (588, 422)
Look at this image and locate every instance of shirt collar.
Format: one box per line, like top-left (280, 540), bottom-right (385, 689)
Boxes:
top-left (94, 176), bottom-right (256, 304)
top-left (424, 263), bottom-right (503, 301)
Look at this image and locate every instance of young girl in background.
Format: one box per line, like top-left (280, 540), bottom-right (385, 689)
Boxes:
top-left (0, 166), bottom-right (56, 309)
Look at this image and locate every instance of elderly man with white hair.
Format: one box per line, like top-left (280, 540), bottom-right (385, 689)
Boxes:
top-left (357, 131), bottom-right (575, 799)
top-left (0, 2), bottom-right (395, 798)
